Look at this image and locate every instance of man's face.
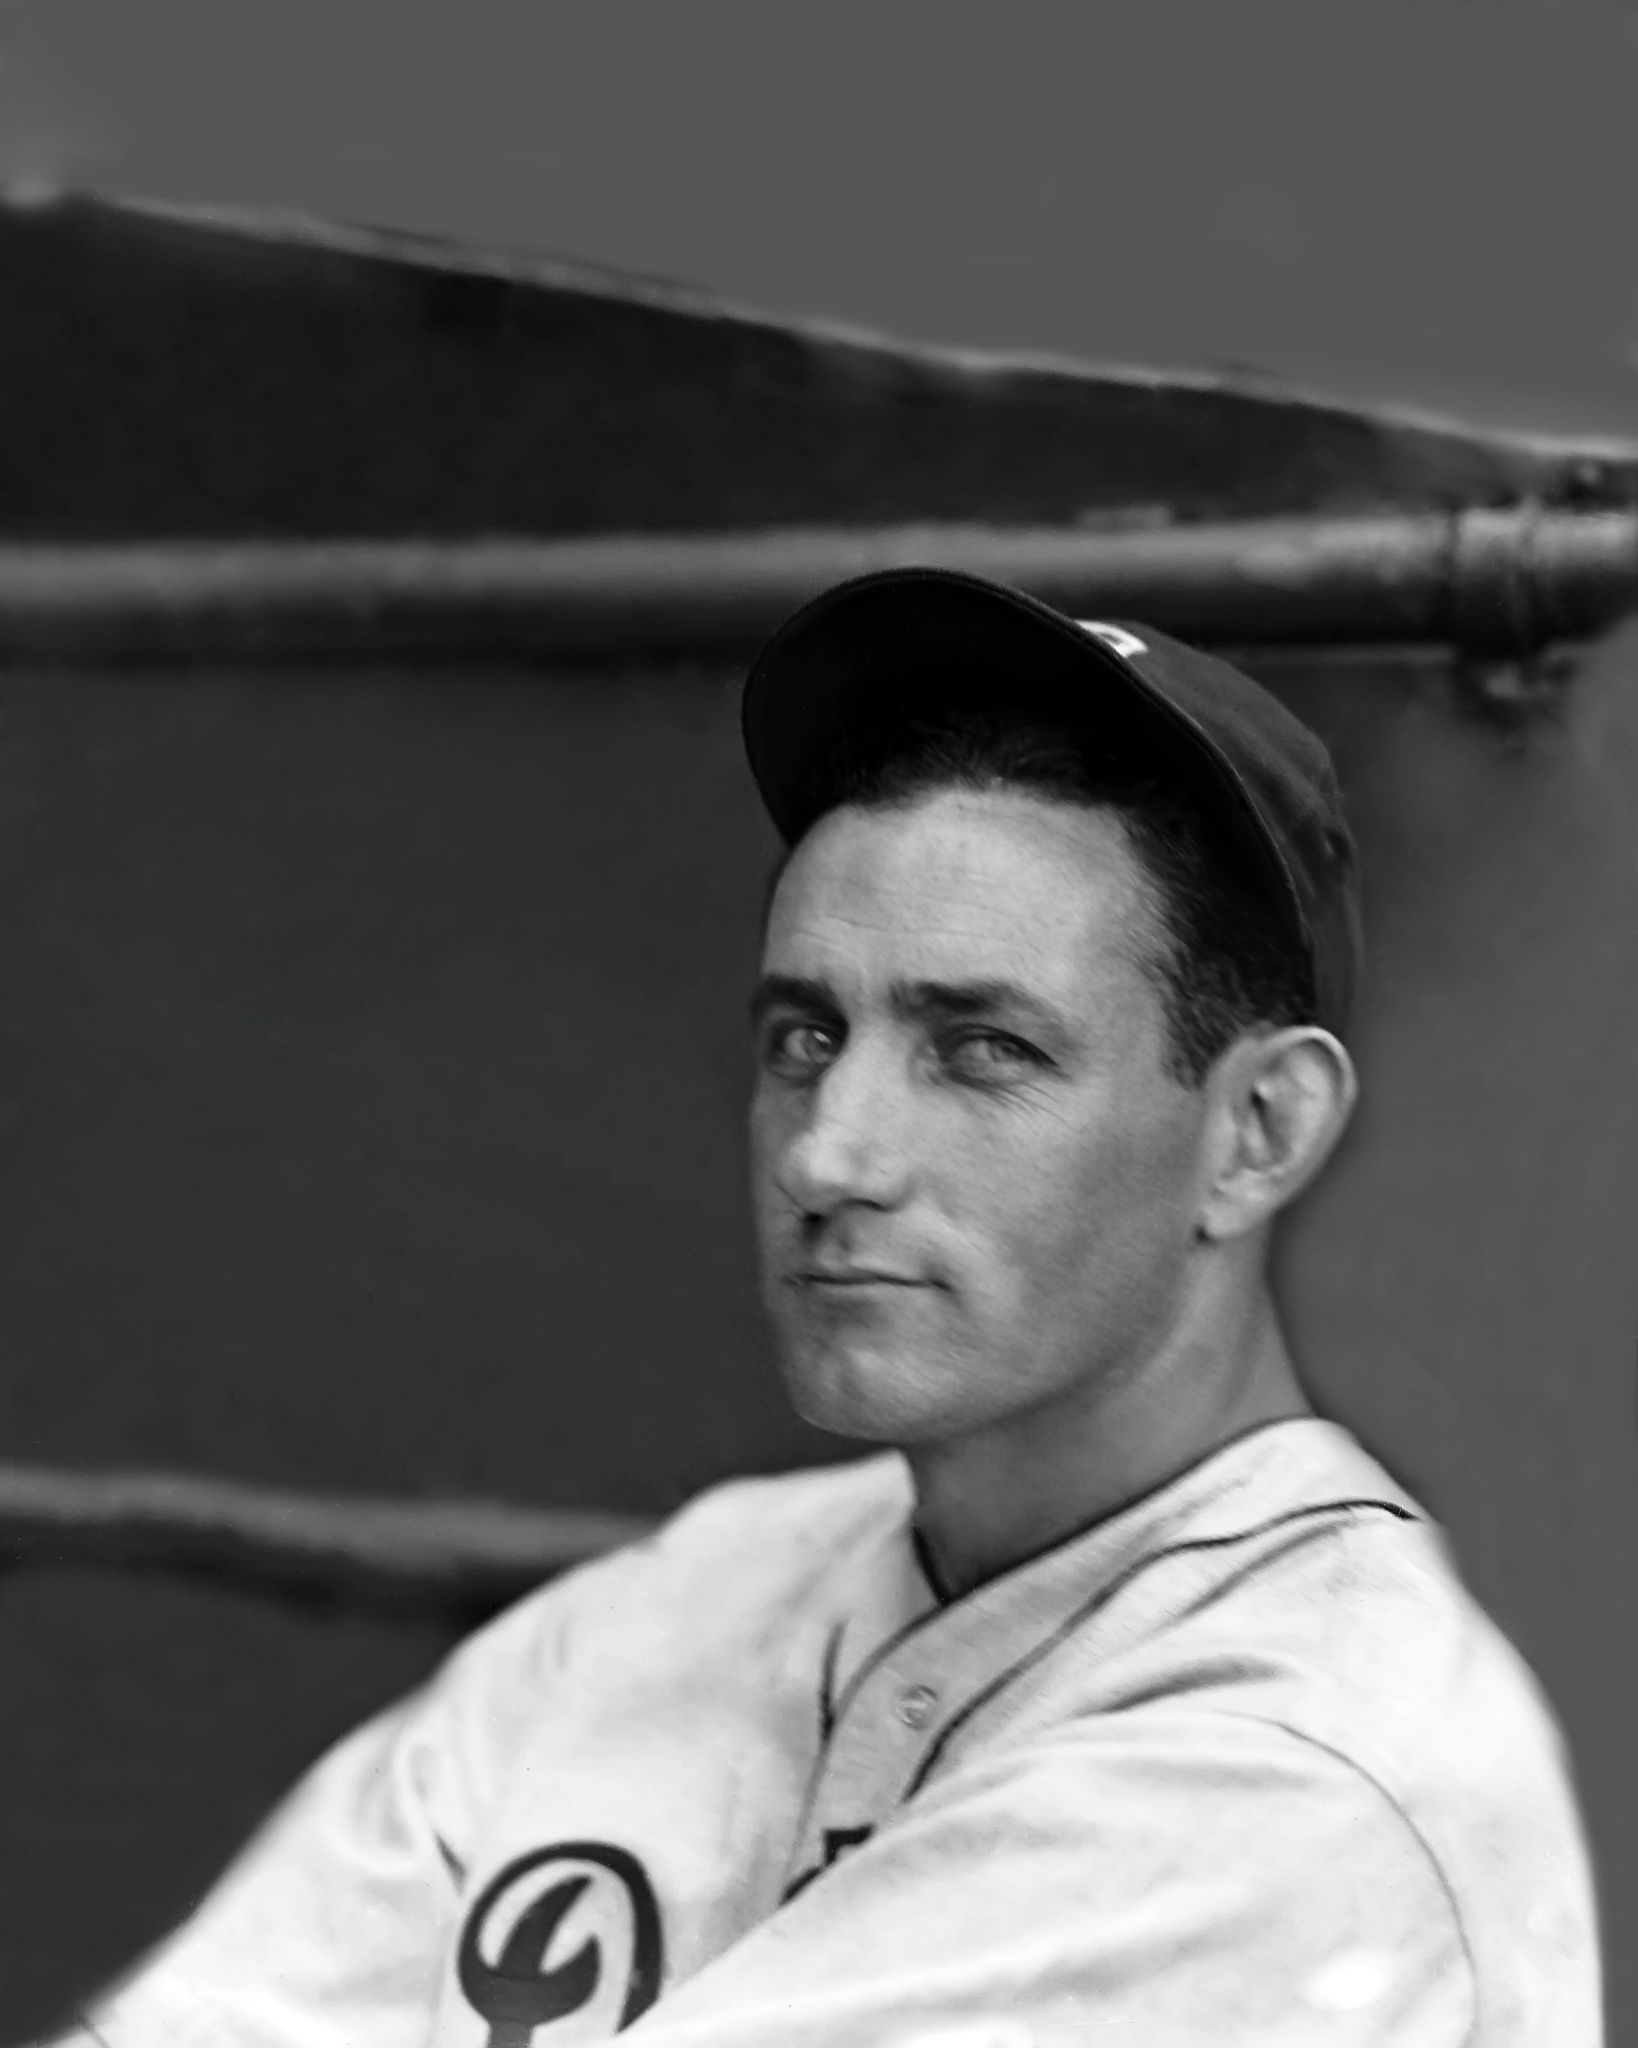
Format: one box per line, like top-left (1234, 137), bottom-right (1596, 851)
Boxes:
top-left (750, 786), bottom-right (1218, 1448)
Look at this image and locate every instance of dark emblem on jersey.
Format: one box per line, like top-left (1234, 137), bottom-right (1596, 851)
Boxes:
top-left (456, 1841), bottom-right (663, 2044)
top-left (781, 1824), bottom-right (876, 1904)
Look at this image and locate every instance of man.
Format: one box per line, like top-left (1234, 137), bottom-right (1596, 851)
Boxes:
top-left (45, 570), bottom-right (1600, 2046)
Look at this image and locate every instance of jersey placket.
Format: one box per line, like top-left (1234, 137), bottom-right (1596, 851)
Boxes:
top-left (787, 1634), bottom-right (962, 1893)
top-left (786, 1529), bottom-right (1110, 1891)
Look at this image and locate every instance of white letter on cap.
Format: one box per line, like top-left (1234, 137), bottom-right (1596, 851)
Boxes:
top-left (1077, 620), bottom-right (1148, 659)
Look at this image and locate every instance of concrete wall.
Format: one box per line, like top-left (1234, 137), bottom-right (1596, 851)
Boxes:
top-left (1, 625), bottom-right (1635, 2039)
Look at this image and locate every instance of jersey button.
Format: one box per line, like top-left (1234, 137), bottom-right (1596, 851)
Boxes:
top-left (895, 1683), bottom-right (939, 1730)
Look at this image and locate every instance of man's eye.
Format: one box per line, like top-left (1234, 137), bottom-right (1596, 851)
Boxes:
top-left (763, 1021), bottom-right (839, 1075)
top-left (944, 1029), bottom-right (1043, 1077)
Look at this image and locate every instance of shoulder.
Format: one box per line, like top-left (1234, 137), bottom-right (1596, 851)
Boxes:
top-left (945, 1501), bottom-right (1598, 2038)
top-left (1187, 1450), bottom-right (1582, 1833)
top-left (1117, 1426), bottom-right (1587, 1853)
top-left (610, 1453), bottom-right (914, 1628)
top-left (427, 1453), bottom-right (908, 1710)
top-left (1256, 1497), bottom-right (1599, 1995)
top-left (1056, 1427), bottom-right (1600, 2027)
top-left (1113, 1423), bottom-right (1571, 1791)
top-left (646, 1453), bottom-right (912, 1565)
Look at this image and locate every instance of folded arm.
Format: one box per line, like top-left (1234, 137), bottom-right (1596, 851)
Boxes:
top-left (625, 1712), bottom-right (1478, 2048)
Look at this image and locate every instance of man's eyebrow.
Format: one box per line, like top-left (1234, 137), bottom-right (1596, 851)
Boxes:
top-left (749, 974), bottom-right (1076, 1043)
top-left (748, 973), bottom-right (839, 1026)
top-left (892, 979), bottom-right (1069, 1035)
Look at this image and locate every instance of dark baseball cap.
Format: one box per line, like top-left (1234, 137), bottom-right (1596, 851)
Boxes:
top-left (740, 566), bottom-right (1362, 1033)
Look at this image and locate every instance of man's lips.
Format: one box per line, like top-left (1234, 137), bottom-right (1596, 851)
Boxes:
top-left (790, 1268), bottom-right (931, 1288)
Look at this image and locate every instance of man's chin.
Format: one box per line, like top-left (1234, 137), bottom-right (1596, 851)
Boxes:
top-left (777, 1345), bottom-right (953, 1446)
top-left (790, 1388), bottom-right (909, 1445)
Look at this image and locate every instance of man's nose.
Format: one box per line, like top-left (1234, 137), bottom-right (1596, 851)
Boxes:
top-left (776, 1042), bottom-right (914, 1216)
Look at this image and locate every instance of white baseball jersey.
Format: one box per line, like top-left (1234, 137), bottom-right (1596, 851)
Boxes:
top-left (49, 1418), bottom-right (1599, 2048)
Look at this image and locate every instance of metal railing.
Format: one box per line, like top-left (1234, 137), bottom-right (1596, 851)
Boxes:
top-left (0, 506), bottom-right (1631, 665)
top-left (0, 1461), bottom-right (654, 1619)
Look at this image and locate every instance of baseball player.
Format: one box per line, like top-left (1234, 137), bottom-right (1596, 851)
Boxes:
top-left (43, 570), bottom-right (1600, 2047)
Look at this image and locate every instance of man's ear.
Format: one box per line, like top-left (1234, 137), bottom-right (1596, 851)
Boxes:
top-left (1197, 1026), bottom-right (1358, 1243)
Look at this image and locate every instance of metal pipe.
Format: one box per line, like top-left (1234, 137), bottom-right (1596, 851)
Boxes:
top-left (0, 506), bottom-right (1631, 664)
top-left (0, 1460), bottom-right (653, 1618)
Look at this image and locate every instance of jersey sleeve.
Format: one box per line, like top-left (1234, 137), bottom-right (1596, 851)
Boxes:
top-left (622, 1709), bottom-right (1480, 2048)
top-left (32, 1542), bottom-right (649, 2048)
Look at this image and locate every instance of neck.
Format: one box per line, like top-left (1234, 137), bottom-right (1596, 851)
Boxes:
top-left (907, 1275), bottom-right (1309, 1600)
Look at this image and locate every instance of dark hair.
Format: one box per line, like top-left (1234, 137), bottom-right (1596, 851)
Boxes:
top-left (771, 709), bottom-right (1318, 1088)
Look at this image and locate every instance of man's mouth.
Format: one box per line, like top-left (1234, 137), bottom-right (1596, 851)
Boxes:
top-left (792, 1268), bottom-right (927, 1289)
